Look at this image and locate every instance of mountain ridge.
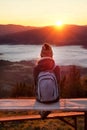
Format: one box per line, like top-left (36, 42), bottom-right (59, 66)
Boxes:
top-left (0, 24), bottom-right (37, 36)
top-left (0, 24), bottom-right (87, 47)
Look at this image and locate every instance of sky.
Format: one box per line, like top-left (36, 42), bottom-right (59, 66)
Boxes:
top-left (0, 0), bottom-right (87, 26)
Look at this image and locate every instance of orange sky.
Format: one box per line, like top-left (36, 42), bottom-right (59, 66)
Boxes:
top-left (0, 0), bottom-right (87, 26)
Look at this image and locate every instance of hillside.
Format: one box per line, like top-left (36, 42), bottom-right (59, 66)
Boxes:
top-left (0, 24), bottom-right (87, 47)
top-left (0, 60), bottom-right (87, 98)
top-left (0, 24), bottom-right (37, 36)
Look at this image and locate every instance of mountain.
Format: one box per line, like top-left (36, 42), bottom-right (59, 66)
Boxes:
top-left (0, 24), bottom-right (87, 47)
top-left (0, 24), bottom-right (37, 36)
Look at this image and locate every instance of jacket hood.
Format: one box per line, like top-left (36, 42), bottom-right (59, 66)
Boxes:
top-left (37, 57), bottom-right (55, 71)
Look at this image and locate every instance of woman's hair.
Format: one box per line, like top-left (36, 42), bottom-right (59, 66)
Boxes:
top-left (40, 43), bottom-right (53, 57)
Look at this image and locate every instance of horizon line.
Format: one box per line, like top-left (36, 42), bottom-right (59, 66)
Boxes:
top-left (0, 23), bottom-right (87, 27)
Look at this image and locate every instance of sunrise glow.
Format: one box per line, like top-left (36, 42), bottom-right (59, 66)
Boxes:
top-left (0, 0), bottom-right (87, 26)
top-left (55, 21), bottom-right (64, 29)
top-left (56, 21), bottom-right (63, 26)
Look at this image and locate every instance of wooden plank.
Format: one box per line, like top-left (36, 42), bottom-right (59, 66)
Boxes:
top-left (0, 112), bottom-right (84, 122)
top-left (0, 98), bottom-right (87, 111)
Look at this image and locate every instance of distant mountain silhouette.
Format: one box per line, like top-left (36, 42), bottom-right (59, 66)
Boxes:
top-left (0, 24), bottom-right (87, 47)
top-left (0, 24), bottom-right (37, 36)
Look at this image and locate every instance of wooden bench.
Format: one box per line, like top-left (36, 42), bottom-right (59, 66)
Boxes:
top-left (0, 98), bottom-right (87, 130)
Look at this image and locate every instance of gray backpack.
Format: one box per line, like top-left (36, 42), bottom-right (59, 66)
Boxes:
top-left (37, 71), bottom-right (59, 103)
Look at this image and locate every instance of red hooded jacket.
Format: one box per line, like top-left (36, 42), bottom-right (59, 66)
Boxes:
top-left (33, 57), bottom-right (60, 87)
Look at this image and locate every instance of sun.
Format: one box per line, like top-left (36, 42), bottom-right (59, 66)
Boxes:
top-left (55, 20), bottom-right (63, 28)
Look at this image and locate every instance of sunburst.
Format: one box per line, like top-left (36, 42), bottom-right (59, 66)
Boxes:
top-left (56, 20), bottom-right (63, 27)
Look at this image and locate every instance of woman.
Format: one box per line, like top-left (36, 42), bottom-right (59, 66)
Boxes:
top-left (33, 43), bottom-right (60, 119)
